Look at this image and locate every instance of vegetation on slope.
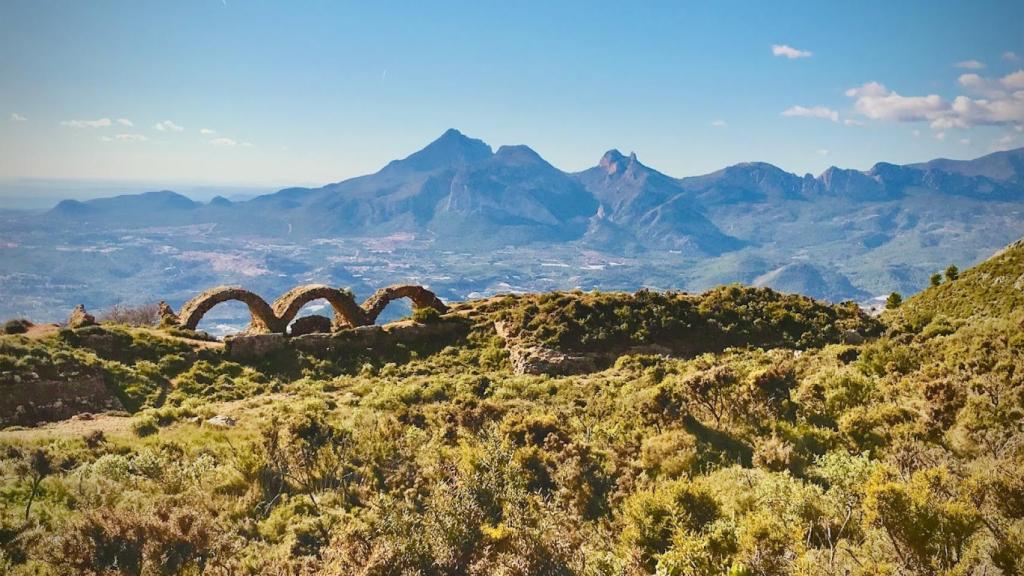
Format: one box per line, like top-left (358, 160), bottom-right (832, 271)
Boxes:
top-left (481, 285), bottom-right (878, 353)
top-left (887, 237), bottom-right (1024, 330)
top-left (0, 243), bottom-right (1021, 575)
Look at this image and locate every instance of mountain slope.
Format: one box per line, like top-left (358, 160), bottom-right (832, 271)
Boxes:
top-left (576, 150), bottom-right (741, 255)
top-left (890, 236), bottom-right (1024, 327)
top-left (753, 262), bottom-right (870, 302)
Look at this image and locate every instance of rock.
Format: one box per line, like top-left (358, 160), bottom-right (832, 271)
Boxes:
top-left (495, 320), bottom-right (599, 376)
top-left (205, 415), bottom-right (236, 428)
top-left (158, 300), bottom-right (179, 325)
top-left (507, 344), bottom-right (599, 375)
top-left (289, 314), bottom-right (333, 336)
top-left (67, 304), bottom-right (96, 329)
top-left (224, 333), bottom-right (287, 360)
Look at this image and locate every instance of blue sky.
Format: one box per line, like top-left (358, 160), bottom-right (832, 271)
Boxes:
top-left (1, 0), bottom-right (1022, 189)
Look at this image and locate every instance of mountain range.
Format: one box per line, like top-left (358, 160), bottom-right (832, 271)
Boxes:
top-left (47, 129), bottom-right (1024, 253)
top-left (4, 129), bottom-right (1023, 321)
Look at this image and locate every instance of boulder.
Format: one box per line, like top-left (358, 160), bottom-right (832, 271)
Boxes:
top-left (67, 304), bottom-right (96, 329)
top-left (205, 414), bottom-right (236, 428)
top-left (290, 314), bottom-right (333, 336)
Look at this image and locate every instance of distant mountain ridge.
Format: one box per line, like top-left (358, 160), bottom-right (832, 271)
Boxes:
top-left (45, 129), bottom-right (1024, 250)
top-left (34, 129), bottom-right (1024, 304)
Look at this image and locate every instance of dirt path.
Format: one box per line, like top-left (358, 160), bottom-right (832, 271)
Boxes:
top-left (0, 392), bottom-right (297, 442)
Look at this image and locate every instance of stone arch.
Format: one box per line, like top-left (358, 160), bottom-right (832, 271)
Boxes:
top-left (272, 284), bottom-right (368, 330)
top-left (361, 284), bottom-right (448, 324)
top-left (177, 286), bottom-right (280, 333)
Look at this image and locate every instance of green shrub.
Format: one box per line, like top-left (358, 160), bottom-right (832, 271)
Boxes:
top-left (2, 318), bottom-right (32, 335)
top-left (411, 306), bottom-right (441, 324)
top-left (131, 413), bottom-right (159, 437)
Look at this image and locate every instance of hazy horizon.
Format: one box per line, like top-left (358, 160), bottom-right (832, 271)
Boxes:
top-left (2, 126), bottom-right (1021, 211)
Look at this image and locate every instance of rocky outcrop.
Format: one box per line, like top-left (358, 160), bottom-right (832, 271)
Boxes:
top-left (67, 304), bottom-right (96, 329)
top-left (506, 344), bottom-right (600, 376)
top-left (495, 321), bottom-right (599, 375)
top-left (158, 301), bottom-right (179, 326)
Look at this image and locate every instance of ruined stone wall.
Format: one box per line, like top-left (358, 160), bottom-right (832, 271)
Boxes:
top-left (224, 319), bottom-right (469, 361)
top-left (172, 283), bottom-right (449, 336)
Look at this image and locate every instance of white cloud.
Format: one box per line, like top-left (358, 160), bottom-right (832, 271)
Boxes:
top-left (209, 137), bottom-right (237, 146)
top-left (1003, 70), bottom-right (1024, 90)
top-left (954, 59), bottom-right (985, 69)
top-left (845, 78), bottom-right (1024, 130)
top-left (845, 82), bottom-right (945, 122)
top-left (960, 138), bottom-right (971, 145)
top-left (10, 113), bottom-right (26, 122)
top-left (61, 117), bottom-right (112, 128)
top-left (843, 119), bottom-right (864, 126)
top-left (199, 128), bottom-right (216, 135)
top-left (154, 120), bottom-right (184, 132)
top-left (772, 44), bottom-right (812, 59)
top-left (710, 119), bottom-right (727, 127)
top-left (116, 118), bottom-right (133, 127)
top-left (1004, 51), bottom-right (1020, 62)
top-left (991, 133), bottom-right (1018, 151)
top-left (912, 129), bottom-right (921, 138)
top-left (816, 149), bottom-right (829, 156)
top-left (100, 133), bottom-right (148, 142)
top-left (781, 105), bottom-right (839, 122)
top-left (934, 131), bottom-right (946, 141)
top-left (957, 70), bottom-right (1024, 98)
top-left (241, 141), bottom-right (254, 147)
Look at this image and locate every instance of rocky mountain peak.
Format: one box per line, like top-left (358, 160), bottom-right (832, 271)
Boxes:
top-left (386, 128), bottom-right (493, 173)
top-left (598, 149), bottom-right (640, 176)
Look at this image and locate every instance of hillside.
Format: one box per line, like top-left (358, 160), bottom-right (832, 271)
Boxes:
top-left (1, 240), bottom-right (1023, 574)
top-left (889, 237), bottom-right (1024, 329)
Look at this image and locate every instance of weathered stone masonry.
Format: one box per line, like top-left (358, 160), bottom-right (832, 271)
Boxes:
top-left (173, 284), bottom-right (448, 334)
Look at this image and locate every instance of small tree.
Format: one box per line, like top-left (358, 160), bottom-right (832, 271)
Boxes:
top-left (930, 273), bottom-right (942, 287)
top-left (885, 292), bottom-right (903, 310)
top-left (21, 449), bottom-right (53, 521)
top-left (945, 265), bottom-right (959, 282)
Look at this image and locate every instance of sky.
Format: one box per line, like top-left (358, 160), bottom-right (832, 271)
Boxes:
top-left (1, 0), bottom-right (1022, 194)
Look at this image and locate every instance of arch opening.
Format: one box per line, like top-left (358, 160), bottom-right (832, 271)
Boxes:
top-left (361, 285), bottom-right (449, 324)
top-left (177, 286), bottom-right (280, 334)
top-left (271, 284), bottom-right (367, 331)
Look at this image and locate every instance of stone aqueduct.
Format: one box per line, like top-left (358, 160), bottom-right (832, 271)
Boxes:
top-left (174, 284), bottom-right (449, 334)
